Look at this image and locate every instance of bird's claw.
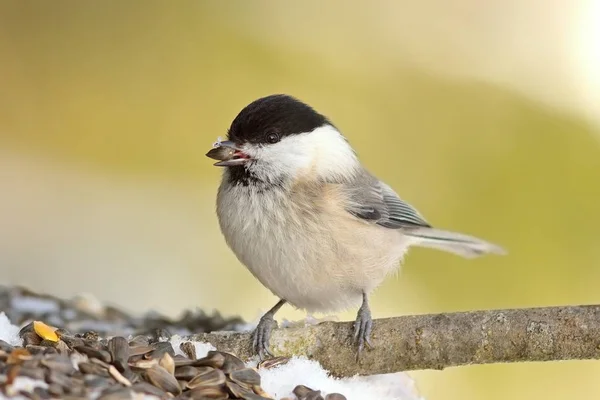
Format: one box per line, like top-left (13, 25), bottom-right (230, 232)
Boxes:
top-left (253, 313), bottom-right (278, 360)
top-left (353, 301), bottom-right (373, 361)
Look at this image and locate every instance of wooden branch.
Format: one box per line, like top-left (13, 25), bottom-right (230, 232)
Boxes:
top-left (187, 304), bottom-right (600, 377)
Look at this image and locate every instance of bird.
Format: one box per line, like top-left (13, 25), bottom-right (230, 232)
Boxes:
top-left (206, 94), bottom-right (505, 360)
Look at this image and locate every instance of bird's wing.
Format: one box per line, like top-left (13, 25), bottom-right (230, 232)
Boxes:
top-left (343, 173), bottom-right (431, 229)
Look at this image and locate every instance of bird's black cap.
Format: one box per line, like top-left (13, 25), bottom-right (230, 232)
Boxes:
top-left (227, 94), bottom-right (329, 145)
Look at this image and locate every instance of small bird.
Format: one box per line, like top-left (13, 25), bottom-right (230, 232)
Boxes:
top-left (206, 94), bottom-right (505, 359)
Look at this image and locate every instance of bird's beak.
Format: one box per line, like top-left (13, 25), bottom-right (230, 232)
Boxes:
top-left (205, 140), bottom-right (251, 167)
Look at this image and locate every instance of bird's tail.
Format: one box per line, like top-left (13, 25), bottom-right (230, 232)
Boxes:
top-left (404, 227), bottom-right (506, 259)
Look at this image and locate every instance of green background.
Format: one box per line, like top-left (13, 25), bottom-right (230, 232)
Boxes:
top-left (1, 2), bottom-right (599, 400)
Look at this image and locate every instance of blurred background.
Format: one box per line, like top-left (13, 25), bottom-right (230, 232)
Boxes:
top-left (1, 1), bottom-right (600, 399)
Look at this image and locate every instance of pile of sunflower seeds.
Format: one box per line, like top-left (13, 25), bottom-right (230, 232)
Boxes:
top-left (0, 287), bottom-right (349, 400)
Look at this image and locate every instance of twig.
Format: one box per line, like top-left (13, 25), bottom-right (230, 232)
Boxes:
top-left (187, 304), bottom-right (600, 377)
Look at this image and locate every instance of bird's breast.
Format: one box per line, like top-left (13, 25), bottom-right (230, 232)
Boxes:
top-left (216, 180), bottom-right (408, 312)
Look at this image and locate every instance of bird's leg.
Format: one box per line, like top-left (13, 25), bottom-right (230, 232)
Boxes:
top-left (253, 299), bottom-right (286, 359)
top-left (353, 292), bottom-right (373, 360)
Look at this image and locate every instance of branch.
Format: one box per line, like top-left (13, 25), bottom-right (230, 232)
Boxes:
top-left (188, 304), bottom-right (600, 377)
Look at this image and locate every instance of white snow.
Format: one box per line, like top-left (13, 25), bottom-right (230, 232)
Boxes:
top-left (0, 312), bottom-right (22, 346)
top-left (1, 377), bottom-right (48, 399)
top-left (258, 356), bottom-right (423, 400)
top-left (169, 334), bottom-right (216, 359)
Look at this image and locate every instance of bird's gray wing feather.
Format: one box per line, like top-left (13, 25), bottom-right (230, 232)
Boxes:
top-left (340, 172), bottom-right (506, 258)
top-left (343, 173), bottom-right (431, 229)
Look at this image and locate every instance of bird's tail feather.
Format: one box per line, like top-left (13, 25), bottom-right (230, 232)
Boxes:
top-left (404, 227), bottom-right (506, 259)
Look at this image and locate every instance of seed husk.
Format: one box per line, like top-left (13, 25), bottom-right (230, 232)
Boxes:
top-left (180, 341), bottom-right (196, 360)
top-left (145, 365), bottom-right (181, 395)
top-left (109, 364), bottom-right (132, 386)
top-left (186, 368), bottom-right (226, 389)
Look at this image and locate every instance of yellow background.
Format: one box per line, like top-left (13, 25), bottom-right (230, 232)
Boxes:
top-left (1, 2), bottom-right (600, 399)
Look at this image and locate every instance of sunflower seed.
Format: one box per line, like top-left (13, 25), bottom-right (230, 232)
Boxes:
top-left (258, 356), bottom-right (291, 370)
top-left (74, 345), bottom-right (111, 363)
top-left (128, 335), bottom-right (150, 347)
top-left (294, 385), bottom-right (326, 400)
top-left (180, 341), bottom-right (196, 360)
top-left (83, 374), bottom-right (113, 389)
top-left (226, 380), bottom-right (253, 398)
top-left (186, 368), bottom-right (226, 388)
top-left (159, 352), bottom-right (175, 375)
top-left (47, 383), bottom-right (63, 396)
top-left (108, 336), bottom-right (129, 372)
top-left (78, 361), bottom-right (110, 377)
top-left (18, 366), bottom-right (46, 380)
top-left (21, 331), bottom-right (42, 347)
top-left (41, 354), bottom-right (75, 374)
top-left (221, 351), bottom-right (245, 374)
top-left (193, 351), bottom-right (225, 368)
top-left (128, 345), bottom-right (154, 357)
top-left (145, 365), bottom-right (181, 395)
top-left (131, 381), bottom-right (168, 397)
top-left (96, 386), bottom-right (133, 400)
top-left (174, 365), bottom-right (202, 381)
top-left (186, 385), bottom-right (229, 399)
top-left (325, 394), bottom-right (347, 400)
top-left (230, 367), bottom-right (261, 388)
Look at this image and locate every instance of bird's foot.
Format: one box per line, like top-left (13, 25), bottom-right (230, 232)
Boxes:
top-left (353, 294), bottom-right (373, 360)
top-left (252, 311), bottom-right (278, 359)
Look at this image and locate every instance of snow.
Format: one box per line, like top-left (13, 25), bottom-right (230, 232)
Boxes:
top-left (169, 334), bottom-right (216, 359)
top-left (0, 312), bottom-right (22, 346)
top-left (1, 377), bottom-right (48, 399)
top-left (258, 356), bottom-right (423, 400)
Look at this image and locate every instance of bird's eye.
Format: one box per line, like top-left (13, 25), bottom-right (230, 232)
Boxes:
top-left (266, 133), bottom-right (280, 144)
